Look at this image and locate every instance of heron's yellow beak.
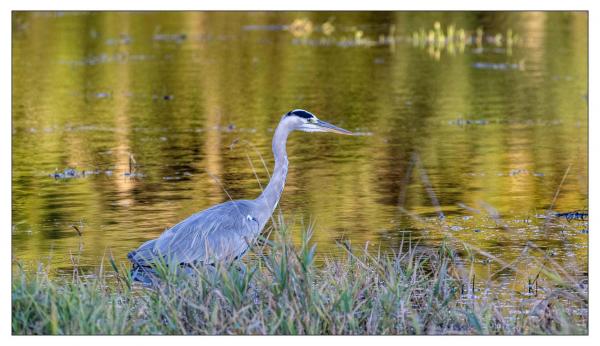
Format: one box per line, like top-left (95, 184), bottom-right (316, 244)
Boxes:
top-left (316, 119), bottom-right (353, 135)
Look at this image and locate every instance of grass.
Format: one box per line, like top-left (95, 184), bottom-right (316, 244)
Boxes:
top-left (12, 218), bottom-right (587, 335)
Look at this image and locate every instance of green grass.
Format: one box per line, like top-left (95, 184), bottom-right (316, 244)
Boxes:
top-left (12, 221), bottom-right (587, 335)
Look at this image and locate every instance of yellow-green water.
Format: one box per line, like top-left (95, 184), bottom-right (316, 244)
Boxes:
top-left (12, 12), bottom-right (587, 294)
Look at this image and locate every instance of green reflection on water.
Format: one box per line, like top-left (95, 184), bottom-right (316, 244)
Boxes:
top-left (12, 12), bottom-right (587, 291)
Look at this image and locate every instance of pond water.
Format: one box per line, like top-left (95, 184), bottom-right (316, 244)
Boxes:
top-left (12, 12), bottom-right (587, 294)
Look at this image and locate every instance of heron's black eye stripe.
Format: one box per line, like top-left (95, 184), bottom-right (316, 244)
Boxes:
top-left (286, 110), bottom-right (314, 119)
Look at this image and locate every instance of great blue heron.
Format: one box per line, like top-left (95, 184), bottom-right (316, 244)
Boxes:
top-left (128, 109), bottom-right (353, 282)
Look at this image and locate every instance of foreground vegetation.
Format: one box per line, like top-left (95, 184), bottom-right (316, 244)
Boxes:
top-left (12, 221), bottom-right (587, 335)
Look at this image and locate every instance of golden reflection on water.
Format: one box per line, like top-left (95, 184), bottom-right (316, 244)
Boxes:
top-left (12, 12), bottom-right (587, 293)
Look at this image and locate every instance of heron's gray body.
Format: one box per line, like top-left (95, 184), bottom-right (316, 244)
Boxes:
top-left (128, 109), bottom-right (351, 279)
top-left (129, 200), bottom-right (261, 266)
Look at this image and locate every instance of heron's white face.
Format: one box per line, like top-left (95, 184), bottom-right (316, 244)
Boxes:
top-left (285, 109), bottom-right (353, 135)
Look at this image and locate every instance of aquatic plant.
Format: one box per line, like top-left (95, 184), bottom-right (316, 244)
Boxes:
top-left (12, 218), bottom-right (587, 335)
top-left (288, 18), bottom-right (314, 38)
top-left (321, 18), bottom-right (335, 36)
top-left (411, 22), bottom-right (522, 60)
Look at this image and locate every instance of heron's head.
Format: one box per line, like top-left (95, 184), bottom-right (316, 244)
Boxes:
top-left (284, 109), bottom-right (353, 135)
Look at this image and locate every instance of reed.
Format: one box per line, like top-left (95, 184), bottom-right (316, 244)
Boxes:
top-left (12, 218), bottom-right (587, 335)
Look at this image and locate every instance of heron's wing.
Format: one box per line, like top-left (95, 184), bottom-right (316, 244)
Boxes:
top-left (130, 201), bottom-right (260, 266)
top-left (127, 238), bottom-right (157, 266)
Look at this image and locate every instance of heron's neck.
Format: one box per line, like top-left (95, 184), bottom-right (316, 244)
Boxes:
top-left (258, 121), bottom-right (291, 214)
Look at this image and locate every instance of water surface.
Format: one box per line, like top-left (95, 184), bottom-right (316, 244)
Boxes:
top-left (12, 12), bottom-right (587, 295)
